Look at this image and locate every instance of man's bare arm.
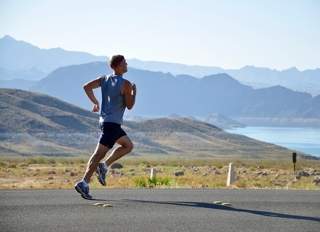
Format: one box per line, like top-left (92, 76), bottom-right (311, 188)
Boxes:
top-left (83, 76), bottom-right (103, 112)
top-left (122, 80), bottom-right (136, 110)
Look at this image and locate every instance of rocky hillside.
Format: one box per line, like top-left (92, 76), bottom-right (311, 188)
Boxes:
top-left (0, 88), bottom-right (98, 133)
top-left (0, 88), bottom-right (308, 159)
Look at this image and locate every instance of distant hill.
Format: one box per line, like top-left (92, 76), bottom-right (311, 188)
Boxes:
top-left (30, 62), bottom-right (320, 127)
top-left (0, 66), bottom-right (46, 81)
top-left (204, 113), bottom-right (245, 129)
top-left (1, 35), bottom-right (319, 127)
top-left (0, 88), bottom-right (303, 159)
top-left (124, 117), bottom-right (296, 159)
top-left (0, 78), bottom-right (37, 91)
top-left (1, 35), bottom-right (319, 96)
top-left (0, 88), bottom-right (98, 133)
top-left (0, 35), bottom-right (105, 80)
top-left (129, 59), bottom-right (320, 96)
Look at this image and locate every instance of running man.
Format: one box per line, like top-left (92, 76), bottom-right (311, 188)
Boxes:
top-left (75, 55), bottom-right (136, 199)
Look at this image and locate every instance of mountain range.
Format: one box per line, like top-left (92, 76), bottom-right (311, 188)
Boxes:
top-left (1, 35), bottom-right (319, 127)
top-left (0, 35), bottom-right (105, 80)
top-left (29, 62), bottom-right (320, 127)
top-left (1, 35), bottom-right (319, 96)
top-left (1, 88), bottom-right (304, 160)
top-left (129, 59), bottom-right (320, 96)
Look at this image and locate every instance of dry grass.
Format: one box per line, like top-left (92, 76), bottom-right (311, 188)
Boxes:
top-left (0, 155), bottom-right (319, 190)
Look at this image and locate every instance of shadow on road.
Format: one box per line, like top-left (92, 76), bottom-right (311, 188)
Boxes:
top-left (122, 199), bottom-right (320, 223)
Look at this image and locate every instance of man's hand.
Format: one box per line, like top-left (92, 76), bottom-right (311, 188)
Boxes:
top-left (92, 103), bottom-right (100, 112)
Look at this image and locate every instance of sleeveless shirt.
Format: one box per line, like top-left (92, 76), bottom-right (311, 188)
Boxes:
top-left (99, 73), bottom-right (126, 125)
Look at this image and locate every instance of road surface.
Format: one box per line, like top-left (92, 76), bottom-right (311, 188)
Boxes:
top-left (1, 189), bottom-right (319, 232)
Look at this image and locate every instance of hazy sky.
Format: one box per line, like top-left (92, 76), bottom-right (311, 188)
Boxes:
top-left (1, 0), bottom-right (319, 70)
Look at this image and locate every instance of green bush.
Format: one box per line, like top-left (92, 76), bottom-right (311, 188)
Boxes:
top-left (134, 177), bottom-right (147, 187)
top-left (134, 176), bottom-right (172, 188)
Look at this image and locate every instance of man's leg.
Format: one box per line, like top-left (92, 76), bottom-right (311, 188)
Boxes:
top-left (105, 135), bottom-right (133, 166)
top-left (83, 142), bottom-right (110, 183)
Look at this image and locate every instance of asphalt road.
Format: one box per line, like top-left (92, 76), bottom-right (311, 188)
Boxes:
top-left (1, 189), bottom-right (319, 232)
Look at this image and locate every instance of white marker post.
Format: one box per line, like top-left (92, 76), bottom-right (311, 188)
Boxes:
top-left (227, 163), bottom-right (236, 187)
top-left (150, 167), bottom-right (156, 180)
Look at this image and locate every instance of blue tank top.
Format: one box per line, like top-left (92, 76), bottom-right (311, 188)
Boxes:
top-left (99, 73), bottom-right (126, 125)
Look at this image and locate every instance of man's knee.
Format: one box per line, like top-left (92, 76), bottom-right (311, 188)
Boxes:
top-left (129, 142), bottom-right (134, 152)
top-left (125, 141), bottom-right (134, 153)
top-left (116, 136), bottom-right (134, 153)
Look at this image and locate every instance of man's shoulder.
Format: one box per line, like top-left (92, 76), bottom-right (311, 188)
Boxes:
top-left (121, 79), bottom-right (131, 94)
top-left (98, 74), bottom-right (107, 86)
top-left (123, 79), bottom-right (132, 88)
top-left (122, 78), bottom-right (131, 84)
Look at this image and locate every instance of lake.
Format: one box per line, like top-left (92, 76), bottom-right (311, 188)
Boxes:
top-left (226, 126), bottom-right (320, 158)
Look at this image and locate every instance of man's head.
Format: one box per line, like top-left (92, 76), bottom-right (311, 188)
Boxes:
top-left (109, 54), bottom-right (127, 75)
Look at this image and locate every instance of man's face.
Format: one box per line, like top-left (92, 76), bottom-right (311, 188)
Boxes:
top-left (116, 59), bottom-right (128, 74)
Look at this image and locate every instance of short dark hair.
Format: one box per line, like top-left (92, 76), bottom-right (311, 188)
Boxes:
top-left (109, 55), bottom-right (125, 69)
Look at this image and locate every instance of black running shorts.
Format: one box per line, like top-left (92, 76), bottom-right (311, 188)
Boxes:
top-left (98, 121), bottom-right (127, 149)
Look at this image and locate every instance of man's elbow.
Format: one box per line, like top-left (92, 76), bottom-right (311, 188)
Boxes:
top-left (83, 84), bottom-right (90, 92)
top-left (126, 102), bottom-right (134, 110)
top-left (125, 96), bottom-right (135, 110)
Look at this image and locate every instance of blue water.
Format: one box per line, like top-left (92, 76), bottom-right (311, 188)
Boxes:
top-left (226, 127), bottom-right (320, 158)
